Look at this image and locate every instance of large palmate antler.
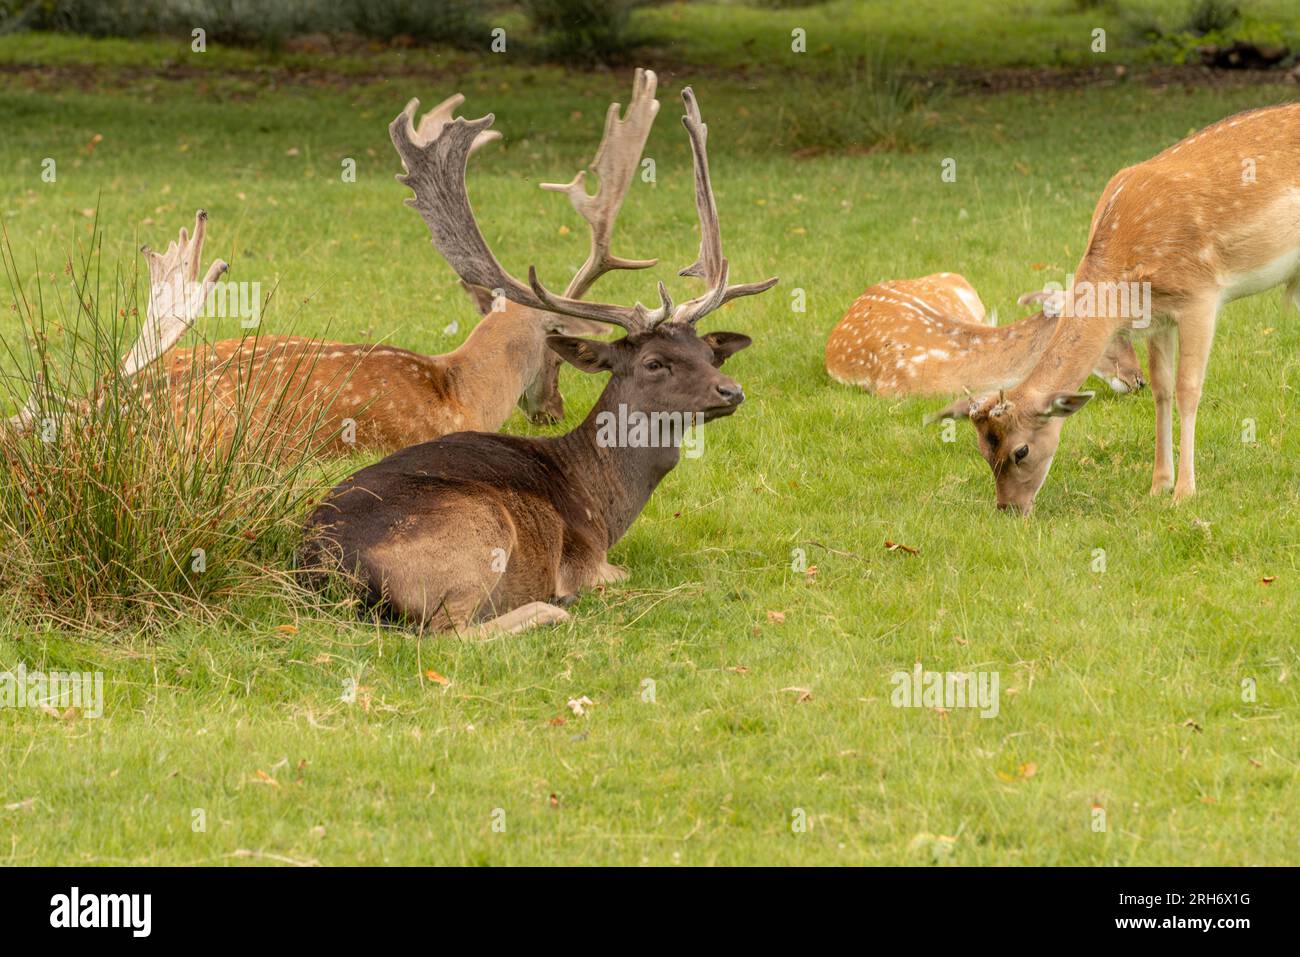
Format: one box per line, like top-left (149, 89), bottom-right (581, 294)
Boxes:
top-left (540, 67), bottom-right (660, 300)
top-left (390, 73), bottom-right (776, 336)
top-left (669, 88), bottom-right (779, 326)
top-left (390, 84), bottom-right (669, 334)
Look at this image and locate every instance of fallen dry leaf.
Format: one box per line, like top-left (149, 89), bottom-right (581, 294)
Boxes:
top-left (766, 610), bottom-right (786, 624)
top-left (1261, 576), bottom-right (1276, 585)
top-left (1183, 719), bottom-right (1203, 733)
top-left (252, 770), bottom-right (280, 788)
top-left (884, 540), bottom-right (920, 556)
top-left (424, 670), bottom-right (450, 687)
top-left (727, 665), bottom-right (750, 674)
top-left (780, 686), bottom-right (813, 703)
top-left (275, 623), bottom-right (298, 634)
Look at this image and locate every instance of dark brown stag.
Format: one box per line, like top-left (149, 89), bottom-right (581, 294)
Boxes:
top-left (300, 82), bottom-right (778, 633)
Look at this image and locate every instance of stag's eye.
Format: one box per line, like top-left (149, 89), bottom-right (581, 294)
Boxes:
top-left (643, 359), bottom-right (665, 372)
top-left (1014, 444), bottom-right (1029, 464)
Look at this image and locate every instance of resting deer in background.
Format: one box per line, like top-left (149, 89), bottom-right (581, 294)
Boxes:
top-left (933, 104), bottom-right (1300, 513)
top-left (825, 272), bottom-right (1145, 396)
top-left (16, 76), bottom-right (663, 454)
top-left (301, 82), bottom-right (778, 633)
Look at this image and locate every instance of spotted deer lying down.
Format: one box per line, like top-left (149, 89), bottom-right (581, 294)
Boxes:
top-left (300, 79), bottom-right (778, 633)
top-left (824, 272), bottom-right (1144, 397)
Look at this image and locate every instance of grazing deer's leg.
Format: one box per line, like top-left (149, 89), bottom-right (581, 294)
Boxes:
top-left (1172, 299), bottom-right (1219, 502)
top-left (1147, 325), bottom-right (1176, 495)
top-left (466, 601), bottom-right (571, 638)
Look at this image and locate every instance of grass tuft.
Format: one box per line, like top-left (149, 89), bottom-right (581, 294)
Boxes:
top-left (0, 221), bottom-right (351, 632)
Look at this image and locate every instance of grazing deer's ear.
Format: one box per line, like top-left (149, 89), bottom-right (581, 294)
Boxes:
top-left (459, 281), bottom-right (498, 317)
top-left (924, 395), bottom-right (975, 424)
top-left (546, 335), bottom-right (619, 374)
top-left (1040, 390), bottom-right (1094, 418)
top-left (920, 395), bottom-right (987, 429)
top-left (700, 332), bottom-right (752, 366)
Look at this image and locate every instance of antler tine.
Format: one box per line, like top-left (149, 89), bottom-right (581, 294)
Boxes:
top-left (391, 92), bottom-right (664, 335)
top-left (121, 209), bottom-right (227, 378)
top-left (402, 94), bottom-right (502, 155)
top-left (527, 266), bottom-right (671, 332)
top-left (540, 67), bottom-right (661, 300)
top-left (671, 87), bottom-right (778, 326)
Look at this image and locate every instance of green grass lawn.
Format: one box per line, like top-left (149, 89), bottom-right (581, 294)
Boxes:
top-left (0, 27), bottom-right (1296, 865)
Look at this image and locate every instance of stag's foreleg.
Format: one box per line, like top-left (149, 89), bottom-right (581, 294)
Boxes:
top-left (467, 601), bottom-right (571, 638)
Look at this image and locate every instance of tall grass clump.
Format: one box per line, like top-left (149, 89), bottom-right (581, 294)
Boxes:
top-left (0, 224), bottom-right (351, 631)
top-left (775, 53), bottom-right (946, 156)
top-left (521, 0), bottom-right (643, 64)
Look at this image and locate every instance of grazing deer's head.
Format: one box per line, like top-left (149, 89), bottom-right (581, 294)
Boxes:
top-left (930, 387), bottom-right (1092, 514)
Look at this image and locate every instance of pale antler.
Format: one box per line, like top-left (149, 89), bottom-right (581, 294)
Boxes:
top-left (6, 210), bottom-right (226, 433)
top-left (390, 94), bottom-right (671, 335)
top-left (540, 67), bottom-right (660, 299)
top-left (122, 209), bottom-right (228, 377)
top-left (670, 87), bottom-right (778, 326)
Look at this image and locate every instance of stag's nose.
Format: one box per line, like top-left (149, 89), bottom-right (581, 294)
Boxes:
top-left (715, 382), bottom-right (744, 405)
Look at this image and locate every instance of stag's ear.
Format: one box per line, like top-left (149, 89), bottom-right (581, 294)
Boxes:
top-left (459, 280), bottom-right (500, 317)
top-left (546, 335), bottom-right (620, 374)
top-left (700, 332), bottom-right (752, 367)
top-left (1040, 390), bottom-right (1094, 418)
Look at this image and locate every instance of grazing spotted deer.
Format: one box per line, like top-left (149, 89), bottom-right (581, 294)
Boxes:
top-left (300, 83), bottom-right (778, 633)
top-left (825, 272), bottom-right (1144, 396)
top-left (34, 77), bottom-right (661, 454)
top-left (932, 104), bottom-right (1300, 513)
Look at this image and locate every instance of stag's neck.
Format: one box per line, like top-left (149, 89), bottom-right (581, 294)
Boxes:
top-left (443, 306), bottom-right (543, 429)
top-left (551, 383), bottom-right (685, 549)
top-left (1016, 263), bottom-right (1126, 400)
